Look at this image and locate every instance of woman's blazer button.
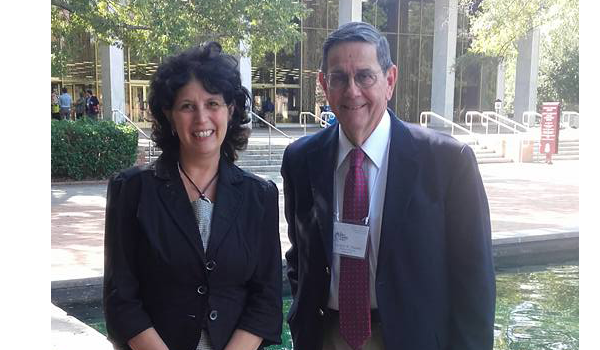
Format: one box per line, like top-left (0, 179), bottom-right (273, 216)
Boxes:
top-left (209, 310), bottom-right (218, 321)
top-left (197, 285), bottom-right (208, 295)
top-left (206, 260), bottom-right (216, 271)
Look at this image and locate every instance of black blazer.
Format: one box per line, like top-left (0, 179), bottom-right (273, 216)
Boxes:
top-left (103, 152), bottom-right (282, 350)
top-left (282, 110), bottom-right (495, 350)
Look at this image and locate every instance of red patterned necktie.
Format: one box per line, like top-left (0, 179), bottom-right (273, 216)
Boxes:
top-left (339, 148), bottom-right (371, 350)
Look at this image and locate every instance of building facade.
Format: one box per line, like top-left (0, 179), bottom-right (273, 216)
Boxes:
top-left (51, 0), bottom-right (498, 126)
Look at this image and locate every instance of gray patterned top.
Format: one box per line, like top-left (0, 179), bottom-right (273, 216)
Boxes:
top-left (191, 197), bottom-right (214, 252)
top-left (191, 198), bottom-right (215, 350)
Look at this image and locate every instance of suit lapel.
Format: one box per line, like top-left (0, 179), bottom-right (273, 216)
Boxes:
top-left (378, 113), bottom-right (420, 272)
top-left (156, 156), bottom-right (207, 263)
top-left (307, 126), bottom-right (338, 266)
top-left (206, 158), bottom-right (243, 258)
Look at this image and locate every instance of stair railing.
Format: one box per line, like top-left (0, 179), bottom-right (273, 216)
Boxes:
top-left (112, 109), bottom-right (156, 164)
top-left (250, 111), bottom-right (295, 162)
top-left (483, 111), bottom-right (529, 133)
top-left (420, 111), bottom-right (480, 143)
top-left (561, 111), bottom-right (579, 128)
top-left (523, 111), bottom-right (542, 127)
top-left (300, 111), bottom-right (332, 135)
top-left (465, 111), bottom-right (490, 134)
top-left (465, 110), bottom-right (522, 134)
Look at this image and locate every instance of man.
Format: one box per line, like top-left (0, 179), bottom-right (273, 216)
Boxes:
top-left (282, 22), bottom-right (495, 350)
top-left (86, 89), bottom-right (100, 120)
top-left (58, 87), bottom-right (72, 120)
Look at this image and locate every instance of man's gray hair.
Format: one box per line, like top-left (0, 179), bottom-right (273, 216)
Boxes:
top-left (321, 21), bottom-right (393, 73)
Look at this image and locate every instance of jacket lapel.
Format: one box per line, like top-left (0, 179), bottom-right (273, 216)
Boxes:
top-left (378, 112), bottom-right (420, 271)
top-left (307, 126), bottom-right (338, 266)
top-left (205, 158), bottom-right (243, 258)
top-left (155, 154), bottom-right (207, 263)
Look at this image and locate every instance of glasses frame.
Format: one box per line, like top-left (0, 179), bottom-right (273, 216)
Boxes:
top-left (325, 69), bottom-right (383, 91)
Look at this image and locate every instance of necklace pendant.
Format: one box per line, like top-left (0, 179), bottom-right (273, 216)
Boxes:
top-left (200, 193), bottom-right (212, 204)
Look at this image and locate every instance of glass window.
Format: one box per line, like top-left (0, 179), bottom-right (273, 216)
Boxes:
top-left (421, 0), bottom-right (435, 35)
top-left (418, 36), bottom-right (434, 113)
top-left (396, 34), bottom-right (421, 122)
top-left (362, 0), bottom-right (391, 33)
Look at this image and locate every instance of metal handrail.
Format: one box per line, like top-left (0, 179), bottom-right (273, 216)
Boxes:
top-left (465, 111), bottom-right (490, 134)
top-left (561, 111), bottom-right (579, 128)
top-left (112, 109), bottom-right (156, 164)
top-left (300, 111), bottom-right (331, 135)
top-left (523, 111), bottom-right (542, 127)
top-left (420, 111), bottom-right (479, 141)
top-left (249, 111), bottom-right (294, 162)
top-left (465, 110), bottom-right (522, 134)
top-left (483, 111), bottom-right (529, 133)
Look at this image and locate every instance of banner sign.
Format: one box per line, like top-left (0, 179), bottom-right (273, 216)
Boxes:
top-left (540, 102), bottom-right (561, 154)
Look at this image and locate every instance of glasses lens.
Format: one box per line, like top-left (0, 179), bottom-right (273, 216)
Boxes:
top-left (327, 71), bottom-right (379, 90)
top-left (328, 73), bottom-right (347, 90)
top-left (355, 71), bottom-right (377, 88)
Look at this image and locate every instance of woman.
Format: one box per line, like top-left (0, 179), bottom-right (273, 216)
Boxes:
top-left (103, 42), bottom-right (282, 350)
top-left (75, 91), bottom-right (86, 120)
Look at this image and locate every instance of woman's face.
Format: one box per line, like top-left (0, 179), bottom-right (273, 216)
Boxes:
top-left (167, 79), bottom-right (232, 160)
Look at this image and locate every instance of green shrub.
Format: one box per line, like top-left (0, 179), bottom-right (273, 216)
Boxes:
top-left (51, 120), bottom-right (139, 180)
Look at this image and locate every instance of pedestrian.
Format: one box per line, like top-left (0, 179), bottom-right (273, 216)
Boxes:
top-left (58, 87), bottom-right (72, 120)
top-left (51, 89), bottom-right (60, 120)
top-left (103, 41), bottom-right (282, 350)
top-left (282, 22), bottom-right (495, 350)
top-left (262, 96), bottom-right (275, 125)
top-left (85, 89), bottom-right (100, 120)
top-left (75, 91), bottom-right (86, 120)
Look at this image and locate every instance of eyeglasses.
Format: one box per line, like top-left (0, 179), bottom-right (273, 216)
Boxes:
top-left (325, 69), bottom-right (381, 90)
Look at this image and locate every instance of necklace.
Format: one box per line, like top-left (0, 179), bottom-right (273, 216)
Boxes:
top-left (178, 162), bottom-right (218, 203)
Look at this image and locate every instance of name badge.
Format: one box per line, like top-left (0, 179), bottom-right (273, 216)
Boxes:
top-left (333, 221), bottom-right (369, 259)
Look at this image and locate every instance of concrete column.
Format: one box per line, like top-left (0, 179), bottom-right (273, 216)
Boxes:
top-left (100, 43), bottom-right (126, 123)
top-left (495, 61), bottom-right (506, 115)
top-left (338, 0), bottom-right (362, 26)
top-left (431, 0), bottom-right (458, 125)
top-left (514, 28), bottom-right (540, 124)
top-left (238, 40), bottom-right (252, 127)
top-left (496, 61), bottom-right (505, 102)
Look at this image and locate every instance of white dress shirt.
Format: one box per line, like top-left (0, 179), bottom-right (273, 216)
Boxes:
top-left (327, 110), bottom-right (391, 310)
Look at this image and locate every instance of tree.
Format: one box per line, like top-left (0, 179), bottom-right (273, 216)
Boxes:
top-left (51, 0), bottom-right (309, 76)
top-left (460, 0), bottom-right (579, 113)
top-left (537, 0), bottom-right (579, 110)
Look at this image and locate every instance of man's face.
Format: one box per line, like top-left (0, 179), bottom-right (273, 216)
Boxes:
top-left (319, 41), bottom-right (397, 146)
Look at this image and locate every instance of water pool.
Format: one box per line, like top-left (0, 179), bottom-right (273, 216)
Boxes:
top-left (59, 263), bottom-right (578, 349)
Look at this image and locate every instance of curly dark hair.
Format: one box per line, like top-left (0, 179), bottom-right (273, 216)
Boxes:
top-left (148, 41), bottom-right (251, 162)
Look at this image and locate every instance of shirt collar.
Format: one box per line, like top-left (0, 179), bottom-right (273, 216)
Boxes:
top-left (337, 109), bottom-right (391, 170)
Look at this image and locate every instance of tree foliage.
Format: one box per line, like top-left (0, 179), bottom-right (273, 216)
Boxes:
top-left (51, 0), bottom-right (309, 75)
top-left (461, 0), bottom-right (578, 111)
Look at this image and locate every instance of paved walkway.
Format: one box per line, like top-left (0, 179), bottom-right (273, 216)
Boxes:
top-left (51, 156), bottom-right (578, 282)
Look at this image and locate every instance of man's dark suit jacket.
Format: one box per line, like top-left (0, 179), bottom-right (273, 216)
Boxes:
top-left (282, 110), bottom-right (495, 350)
top-left (103, 152), bottom-right (282, 350)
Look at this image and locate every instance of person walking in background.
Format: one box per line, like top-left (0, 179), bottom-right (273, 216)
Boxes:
top-left (282, 22), bottom-right (495, 350)
top-left (86, 89), bottom-right (100, 120)
top-left (51, 88), bottom-right (60, 120)
top-left (75, 91), bottom-right (86, 120)
top-left (103, 42), bottom-right (282, 350)
top-left (58, 87), bottom-right (72, 120)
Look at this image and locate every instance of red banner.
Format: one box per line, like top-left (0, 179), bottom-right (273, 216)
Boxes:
top-left (540, 102), bottom-right (561, 154)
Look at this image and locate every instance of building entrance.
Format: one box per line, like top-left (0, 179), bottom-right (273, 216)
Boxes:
top-left (252, 86), bottom-right (300, 126)
top-left (129, 84), bottom-right (151, 128)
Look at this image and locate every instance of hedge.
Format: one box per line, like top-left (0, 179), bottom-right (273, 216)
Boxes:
top-left (51, 120), bottom-right (139, 181)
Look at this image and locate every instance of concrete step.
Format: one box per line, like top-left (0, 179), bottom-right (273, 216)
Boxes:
top-left (476, 152), bottom-right (507, 159)
top-left (239, 150), bottom-right (285, 157)
top-left (477, 157), bottom-right (514, 164)
top-left (235, 159), bottom-right (283, 166)
top-left (238, 164), bottom-right (282, 173)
